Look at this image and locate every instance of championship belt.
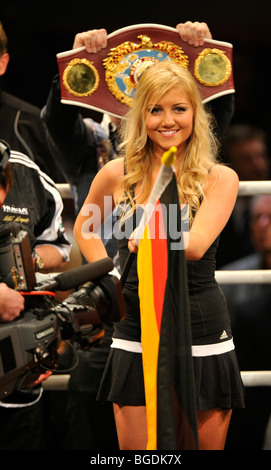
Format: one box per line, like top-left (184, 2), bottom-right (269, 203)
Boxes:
top-left (57, 23), bottom-right (234, 118)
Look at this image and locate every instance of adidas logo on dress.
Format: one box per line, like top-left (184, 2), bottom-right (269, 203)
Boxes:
top-left (220, 330), bottom-right (228, 340)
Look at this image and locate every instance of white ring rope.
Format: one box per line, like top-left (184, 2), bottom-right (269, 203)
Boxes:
top-left (56, 180), bottom-right (271, 199)
top-left (238, 180), bottom-right (271, 196)
top-left (216, 270), bottom-right (271, 284)
top-left (42, 371), bottom-right (271, 391)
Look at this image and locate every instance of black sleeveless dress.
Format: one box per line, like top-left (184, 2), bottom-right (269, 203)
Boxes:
top-left (97, 208), bottom-right (245, 410)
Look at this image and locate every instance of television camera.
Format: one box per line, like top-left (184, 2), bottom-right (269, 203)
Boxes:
top-left (0, 224), bottom-right (126, 400)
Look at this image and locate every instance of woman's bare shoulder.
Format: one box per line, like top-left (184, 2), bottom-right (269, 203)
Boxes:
top-left (209, 163), bottom-right (239, 188)
top-left (92, 157), bottom-right (124, 202)
top-left (101, 157), bottom-right (124, 180)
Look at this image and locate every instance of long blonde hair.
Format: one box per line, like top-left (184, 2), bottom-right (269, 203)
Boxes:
top-left (119, 61), bottom-right (219, 222)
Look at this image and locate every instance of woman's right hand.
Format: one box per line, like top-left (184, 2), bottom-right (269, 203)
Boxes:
top-left (128, 230), bottom-right (138, 254)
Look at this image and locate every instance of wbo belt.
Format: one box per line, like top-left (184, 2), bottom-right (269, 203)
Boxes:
top-left (57, 23), bottom-right (234, 119)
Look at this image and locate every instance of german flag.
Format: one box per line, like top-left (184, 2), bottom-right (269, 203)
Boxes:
top-left (137, 149), bottom-right (198, 450)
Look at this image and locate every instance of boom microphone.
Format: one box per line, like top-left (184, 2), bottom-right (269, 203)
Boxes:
top-left (36, 257), bottom-right (114, 292)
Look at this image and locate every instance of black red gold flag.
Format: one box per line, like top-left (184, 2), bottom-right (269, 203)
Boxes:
top-left (137, 150), bottom-right (198, 449)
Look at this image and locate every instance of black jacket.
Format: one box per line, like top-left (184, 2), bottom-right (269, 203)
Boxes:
top-left (0, 150), bottom-right (70, 255)
top-left (0, 86), bottom-right (65, 182)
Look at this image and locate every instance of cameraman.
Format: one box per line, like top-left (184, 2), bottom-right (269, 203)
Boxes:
top-left (0, 149), bottom-right (71, 272)
top-left (0, 159), bottom-right (24, 319)
top-left (0, 143), bottom-right (70, 450)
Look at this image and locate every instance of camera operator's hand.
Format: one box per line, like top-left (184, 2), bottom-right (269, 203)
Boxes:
top-left (0, 283), bottom-right (24, 322)
top-left (26, 370), bottom-right (52, 388)
top-left (18, 367), bottom-right (53, 389)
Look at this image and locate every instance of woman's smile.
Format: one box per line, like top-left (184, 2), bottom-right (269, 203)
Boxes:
top-left (158, 129), bottom-right (180, 137)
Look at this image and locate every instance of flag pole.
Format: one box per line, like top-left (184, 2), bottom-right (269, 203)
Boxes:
top-left (120, 147), bottom-right (177, 287)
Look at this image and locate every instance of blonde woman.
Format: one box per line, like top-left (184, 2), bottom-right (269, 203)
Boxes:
top-left (74, 60), bottom-right (245, 449)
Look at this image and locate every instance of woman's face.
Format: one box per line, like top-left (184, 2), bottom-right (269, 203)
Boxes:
top-left (145, 86), bottom-right (194, 157)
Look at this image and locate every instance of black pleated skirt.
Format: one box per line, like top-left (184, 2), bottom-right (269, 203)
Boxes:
top-left (97, 344), bottom-right (245, 410)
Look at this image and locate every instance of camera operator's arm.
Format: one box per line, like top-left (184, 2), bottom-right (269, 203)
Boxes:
top-left (33, 244), bottom-right (67, 272)
top-left (0, 283), bottom-right (24, 322)
top-left (30, 160), bottom-right (71, 272)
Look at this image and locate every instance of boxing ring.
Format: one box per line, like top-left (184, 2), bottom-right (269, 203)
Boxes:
top-left (44, 180), bottom-right (271, 391)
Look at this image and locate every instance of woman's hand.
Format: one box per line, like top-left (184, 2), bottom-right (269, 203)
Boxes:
top-left (128, 231), bottom-right (138, 254)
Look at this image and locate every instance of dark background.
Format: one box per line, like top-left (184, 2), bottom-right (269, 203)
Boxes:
top-left (1, 0), bottom-right (271, 134)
